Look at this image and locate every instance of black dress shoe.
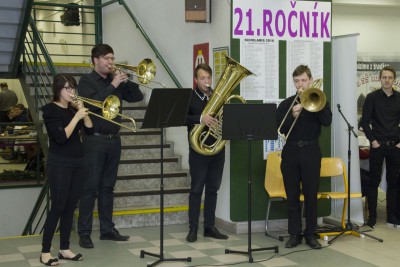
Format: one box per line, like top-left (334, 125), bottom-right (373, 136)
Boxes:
top-left (79, 235), bottom-right (94, 249)
top-left (100, 228), bottom-right (129, 241)
top-left (204, 227), bottom-right (228, 240)
top-left (366, 216), bottom-right (376, 228)
top-left (186, 228), bottom-right (198, 242)
top-left (386, 217), bottom-right (400, 228)
top-left (305, 235), bottom-right (322, 249)
top-left (285, 234), bottom-right (302, 248)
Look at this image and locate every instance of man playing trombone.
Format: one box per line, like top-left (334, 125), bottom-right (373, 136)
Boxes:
top-left (77, 44), bottom-right (143, 249)
top-left (276, 65), bottom-right (332, 249)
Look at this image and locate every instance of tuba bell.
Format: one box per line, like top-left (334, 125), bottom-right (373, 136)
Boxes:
top-left (189, 55), bottom-right (254, 156)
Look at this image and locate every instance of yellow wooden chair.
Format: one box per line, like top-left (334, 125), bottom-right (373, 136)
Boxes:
top-left (318, 157), bottom-right (362, 239)
top-left (264, 151), bottom-right (309, 240)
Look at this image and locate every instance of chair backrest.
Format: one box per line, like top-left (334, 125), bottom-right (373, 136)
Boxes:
top-left (320, 157), bottom-right (348, 191)
top-left (264, 151), bottom-right (286, 198)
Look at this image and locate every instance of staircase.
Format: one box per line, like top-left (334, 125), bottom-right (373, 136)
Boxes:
top-left (24, 64), bottom-right (191, 229)
top-left (0, 0), bottom-right (32, 77)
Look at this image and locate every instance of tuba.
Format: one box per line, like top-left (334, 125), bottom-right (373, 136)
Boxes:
top-left (189, 55), bottom-right (254, 156)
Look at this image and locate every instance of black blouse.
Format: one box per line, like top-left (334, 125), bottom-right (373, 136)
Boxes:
top-left (42, 102), bottom-right (93, 166)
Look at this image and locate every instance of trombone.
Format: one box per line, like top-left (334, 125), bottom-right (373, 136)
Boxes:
top-left (71, 94), bottom-right (136, 132)
top-left (277, 79), bottom-right (326, 141)
top-left (109, 58), bottom-right (166, 89)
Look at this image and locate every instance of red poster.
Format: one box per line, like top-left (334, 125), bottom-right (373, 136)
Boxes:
top-left (193, 43), bottom-right (209, 89)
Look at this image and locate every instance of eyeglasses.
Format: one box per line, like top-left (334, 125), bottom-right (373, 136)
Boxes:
top-left (63, 86), bottom-right (75, 92)
top-left (101, 56), bottom-right (116, 61)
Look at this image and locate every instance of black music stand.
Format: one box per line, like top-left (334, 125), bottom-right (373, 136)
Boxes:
top-left (222, 103), bottom-right (279, 263)
top-left (140, 88), bottom-right (192, 267)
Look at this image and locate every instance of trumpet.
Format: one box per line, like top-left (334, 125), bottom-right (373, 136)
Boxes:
top-left (70, 94), bottom-right (136, 132)
top-left (277, 78), bottom-right (326, 141)
top-left (108, 58), bottom-right (166, 89)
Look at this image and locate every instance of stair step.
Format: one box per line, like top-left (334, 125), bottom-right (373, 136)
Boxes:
top-left (115, 172), bottom-right (189, 191)
top-left (74, 204), bottom-right (195, 230)
top-left (117, 157), bottom-right (182, 175)
top-left (121, 144), bottom-right (173, 159)
top-left (117, 171), bottom-right (187, 180)
top-left (112, 191), bottom-right (189, 209)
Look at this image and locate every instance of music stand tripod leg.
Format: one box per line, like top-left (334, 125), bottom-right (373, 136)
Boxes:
top-left (140, 125), bottom-right (192, 266)
top-left (224, 139), bottom-right (279, 263)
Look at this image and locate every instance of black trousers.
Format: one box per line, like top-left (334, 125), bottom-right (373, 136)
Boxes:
top-left (367, 144), bottom-right (400, 221)
top-left (188, 148), bottom-right (225, 230)
top-left (42, 164), bottom-right (84, 252)
top-left (281, 144), bottom-right (321, 237)
top-left (78, 134), bottom-right (121, 236)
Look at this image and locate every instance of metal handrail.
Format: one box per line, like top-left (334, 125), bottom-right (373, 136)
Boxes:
top-left (104, 0), bottom-right (183, 88)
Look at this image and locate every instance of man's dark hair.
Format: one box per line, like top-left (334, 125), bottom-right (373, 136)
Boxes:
top-left (91, 44), bottom-right (114, 64)
top-left (194, 64), bottom-right (212, 78)
top-left (0, 82), bottom-right (8, 88)
top-left (292, 65), bottom-right (312, 79)
top-left (379, 66), bottom-right (396, 80)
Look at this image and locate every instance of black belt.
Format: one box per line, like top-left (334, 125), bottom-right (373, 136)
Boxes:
top-left (286, 140), bottom-right (318, 147)
top-left (378, 140), bottom-right (398, 146)
top-left (92, 132), bottom-right (119, 139)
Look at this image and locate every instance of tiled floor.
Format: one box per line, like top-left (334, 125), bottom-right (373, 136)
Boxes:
top-left (0, 155), bottom-right (398, 267)
top-left (0, 217), bottom-right (399, 267)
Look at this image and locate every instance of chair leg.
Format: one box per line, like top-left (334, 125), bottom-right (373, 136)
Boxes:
top-left (265, 199), bottom-right (288, 241)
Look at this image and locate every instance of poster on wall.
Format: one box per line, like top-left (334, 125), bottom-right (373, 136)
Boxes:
top-left (240, 39), bottom-right (279, 100)
top-left (356, 59), bottom-right (400, 145)
top-left (213, 46), bottom-right (229, 86)
top-left (357, 58), bottom-right (400, 192)
top-left (286, 40), bottom-right (324, 96)
top-left (193, 43), bottom-right (209, 89)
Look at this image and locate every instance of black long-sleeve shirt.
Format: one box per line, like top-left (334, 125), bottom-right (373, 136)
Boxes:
top-left (360, 88), bottom-right (400, 142)
top-left (276, 94), bottom-right (332, 141)
top-left (186, 87), bottom-right (219, 147)
top-left (77, 70), bottom-right (144, 134)
top-left (42, 102), bottom-right (94, 166)
top-left (186, 87), bottom-right (208, 133)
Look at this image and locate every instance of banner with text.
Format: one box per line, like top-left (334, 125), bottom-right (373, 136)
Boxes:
top-left (232, 0), bottom-right (331, 42)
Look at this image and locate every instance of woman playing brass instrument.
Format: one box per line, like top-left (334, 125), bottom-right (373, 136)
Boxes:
top-left (40, 74), bottom-right (94, 265)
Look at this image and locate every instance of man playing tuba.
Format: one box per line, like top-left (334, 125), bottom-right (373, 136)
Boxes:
top-left (185, 64), bottom-right (228, 242)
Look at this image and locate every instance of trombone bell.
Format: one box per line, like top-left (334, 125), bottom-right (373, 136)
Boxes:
top-left (277, 78), bottom-right (326, 141)
top-left (114, 59), bottom-right (165, 88)
top-left (70, 94), bottom-right (136, 132)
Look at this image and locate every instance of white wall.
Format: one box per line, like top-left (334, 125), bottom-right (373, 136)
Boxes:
top-left (102, 0), bottom-right (233, 221)
top-left (332, 4), bottom-right (400, 54)
top-left (0, 187), bottom-right (41, 237)
top-left (102, 0), bottom-right (231, 171)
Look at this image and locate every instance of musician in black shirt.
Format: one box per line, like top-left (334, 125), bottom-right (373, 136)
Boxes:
top-left (41, 74), bottom-right (93, 265)
top-left (360, 66), bottom-right (400, 228)
top-left (77, 44), bottom-right (143, 249)
top-left (277, 65), bottom-right (332, 249)
top-left (185, 64), bottom-right (228, 242)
